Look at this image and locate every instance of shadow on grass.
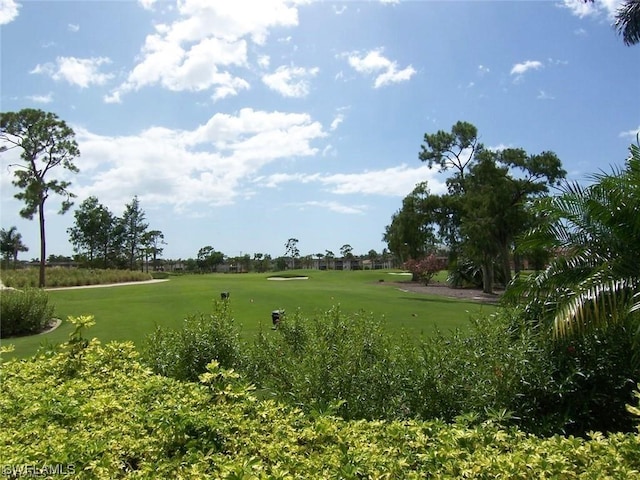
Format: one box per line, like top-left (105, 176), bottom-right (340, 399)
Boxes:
top-left (399, 296), bottom-right (476, 305)
top-left (399, 297), bottom-right (499, 305)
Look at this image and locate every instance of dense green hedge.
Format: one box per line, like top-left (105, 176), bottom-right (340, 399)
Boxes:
top-left (0, 288), bottom-right (54, 338)
top-left (1, 319), bottom-right (639, 479)
top-left (143, 303), bottom-right (640, 437)
top-left (0, 268), bottom-right (152, 288)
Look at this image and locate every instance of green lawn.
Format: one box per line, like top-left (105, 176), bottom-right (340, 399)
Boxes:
top-left (4, 269), bottom-right (496, 358)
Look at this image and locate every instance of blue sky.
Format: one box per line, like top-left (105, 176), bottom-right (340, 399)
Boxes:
top-left (1, 0), bottom-right (638, 261)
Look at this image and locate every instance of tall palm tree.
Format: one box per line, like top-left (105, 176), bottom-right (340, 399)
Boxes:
top-left (507, 142), bottom-right (640, 339)
top-left (0, 226), bottom-right (29, 268)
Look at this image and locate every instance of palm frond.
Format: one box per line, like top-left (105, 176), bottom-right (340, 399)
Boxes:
top-left (615, 0), bottom-right (640, 46)
top-left (507, 141), bottom-right (640, 339)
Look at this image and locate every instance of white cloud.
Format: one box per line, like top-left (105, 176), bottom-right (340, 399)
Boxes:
top-left (488, 143), bottom-right (511, 152)
top-left (333, 5), bottom-right (347, 15)
top-left (295, 201), bottom-right (367, 215)
top-left (138, 0), bottom-right (157, 10)
top-left (346, 49), bottom-right (415, 88)
top-left (537, 90), bottom-right (555, 100)
top-left (257, 55), bottom-right (270, 69)
top-left (212, 78), bottom-right (250, 101)
top-left (26, 92), bottom-right (53, 104)
top-left (72, 108), bottom-right (326, 213)
top-left (0, 0), bottom-right (19, 25)
top-left (319, 165), bottom-right (444, 196)
top-left (619, 125), bottom-right (640, 138)
top-left (561, 0), bottom-right (623, 20)
top-left (547, 58), bottom-right (568, 66)
top-left (322, 144), bottom-right (336, 157)
top-left (380, 0), bottom-right (400, 4)
top-left (31, 56), bottom-right (114, 88)
top-left (348, 50), bottom-right (392, 74)
top-left (561, 0), bottom-right (599, 18)
top-left (330, 114), bottom-right (344, 131)
top-left (262, 65), bottom-right (319, 97)
top-left (510, 60), bottom-right (543, 76)
top-left (374, 64), bottom-right (416, 88)
top-left (68, 23), bottom-right (79, 32)
top-left (259, 164), bottom-right (447, 197)
top-left (478, 65), bottom-right (490, 75)
top-left (109, 0), bottom-right (301, 102)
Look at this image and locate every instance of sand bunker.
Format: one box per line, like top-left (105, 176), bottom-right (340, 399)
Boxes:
top-left (267, 276), bottom-right (309, 281)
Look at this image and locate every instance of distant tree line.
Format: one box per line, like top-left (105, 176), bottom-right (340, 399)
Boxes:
top-left (169, 244), bottom-right (395, 274)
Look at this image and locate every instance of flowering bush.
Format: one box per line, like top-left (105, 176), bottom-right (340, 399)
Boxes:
top-left (403, 254), bottom-right (447, 285)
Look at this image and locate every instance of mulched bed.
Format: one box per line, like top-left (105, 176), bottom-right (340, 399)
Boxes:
top-left (384, 280), bottom-right (503, 304)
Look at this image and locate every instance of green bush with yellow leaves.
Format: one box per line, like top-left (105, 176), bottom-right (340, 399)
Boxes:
top-left (1, 316), bottom-right (639, 479)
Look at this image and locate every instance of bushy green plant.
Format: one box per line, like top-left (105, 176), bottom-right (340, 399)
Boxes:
top-left (447, 257), bottom-right (508, 288)
top-left (244, 306), bottom-right (639, 436)
top-left (1, 325), bottom-right (640, 479)
top-left (0, 287), bottom-right (54, 337)
top-left (248, 306), bottom-right (414, 420)
top-left (517, 323), bottom-right (640, 436)
top-left (408, 310), bottom-right (640, 436)
top-left (406, 312), bottom-right (539, 423)
top-left (141, 301), bottom-right (245, 381)
top-left (0, 267), bottom-right (152, 288)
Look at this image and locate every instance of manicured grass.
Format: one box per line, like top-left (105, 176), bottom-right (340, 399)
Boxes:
top-left (4, 269), bottom-right (496, 358)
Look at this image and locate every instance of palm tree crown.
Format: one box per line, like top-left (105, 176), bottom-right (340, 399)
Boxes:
top-left (507, 142), bottom-right (640, 339)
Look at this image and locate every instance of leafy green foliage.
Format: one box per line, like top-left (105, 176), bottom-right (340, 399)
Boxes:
top-left (120, 196), bottom-right (149, 271)
top-left (196, 245), bottom-right (224, 272)
top-left (0, 267), bottom-right (152, 288)
top-left (245, 305), bottom-right (639, 436)
top-left (390, 121), bottom-right (566, 293)
top-left (531, 325), bottom-right (640, 436)
top-left (248, 306), bottom-right (412, 420)
top-left (1, 321), bottom-right (639, 479)
top-left (0, 226), bottom-right (28, 268)
top-left (412, 310), bottom-right (639, 436)
top-left (508, 142), bottom-right (640, 340)
top-left (1, 108), bottom-right (80, 287)
top-left (0, 287), bottom-right (54, 337)
top-left (142, 301), bottom-right (246, 381)
top-left (67, 196), bottom-right (117, 268)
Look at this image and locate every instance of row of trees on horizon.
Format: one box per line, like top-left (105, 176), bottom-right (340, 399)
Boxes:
top-left (0, 222), bottom-right (399, 274)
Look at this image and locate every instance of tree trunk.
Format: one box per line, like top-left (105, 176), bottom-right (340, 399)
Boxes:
top-left (38, 200), bottom-right (46, 288)
top-left (513, 249), bottom-right (522, 275)
top-left (481, 256), bottom-right (494, 294)
top-left (500, 245), bottom-right (512, 286)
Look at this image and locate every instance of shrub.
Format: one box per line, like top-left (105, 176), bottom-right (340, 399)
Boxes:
top-left (141, 301), bottom-right (245, 381)
top-left (516, 323), bottom-right (640, 436)
top-left (0, 288), bottom-right (54, 338)
top-left (408, 309), bottom-right (640, 437)
top-left (447, 257), bottom-right (508, 288)
top-left (248, 306), bottom-right (414, 420)
top-left (0, 267), bottom-right (152, 288)
top-left (403, 254), bottom-right (446, 285)
top-left (1, 327), bottom-right (640, 479)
